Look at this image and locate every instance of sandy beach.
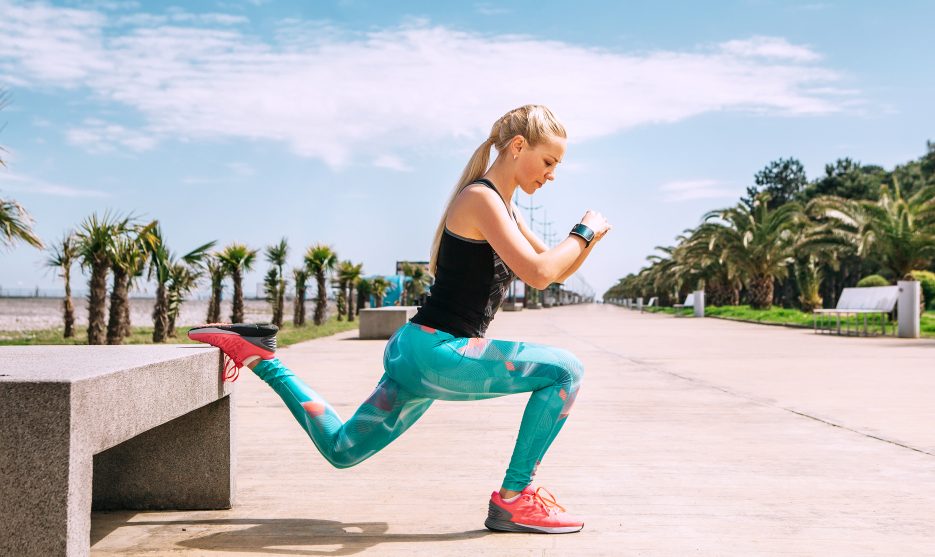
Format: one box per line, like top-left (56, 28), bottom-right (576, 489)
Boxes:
top-left (0, 298), bottom-right (281, 332)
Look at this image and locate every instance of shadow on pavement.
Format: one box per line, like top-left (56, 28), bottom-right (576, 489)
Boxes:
top-left (92, 514), bottom-right (491, 555)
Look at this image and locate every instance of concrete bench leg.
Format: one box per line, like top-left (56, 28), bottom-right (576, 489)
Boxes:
top-left (93, 396), bottom-right (235, 511)
top-left (0, 394), bottom-right (234, 557)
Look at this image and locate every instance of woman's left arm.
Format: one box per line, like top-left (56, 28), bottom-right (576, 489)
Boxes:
top-left (513, 207), bottom-right (549, 254)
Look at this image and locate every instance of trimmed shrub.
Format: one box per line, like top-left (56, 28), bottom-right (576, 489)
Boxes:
top-left (909, 270), bottom-right (935, 310)
top-left (856, 274), bottom-right (890, 288)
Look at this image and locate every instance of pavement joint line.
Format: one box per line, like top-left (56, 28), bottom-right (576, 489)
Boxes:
top-left (781, 408), bottom-right (935, 458)
top-left (565, 327), bottom-right (935, 459)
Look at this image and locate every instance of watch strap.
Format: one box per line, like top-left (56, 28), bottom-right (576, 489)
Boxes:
top-left (569, 223), bottom-right (595, 247)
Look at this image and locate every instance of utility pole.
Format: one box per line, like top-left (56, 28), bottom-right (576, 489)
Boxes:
top-left (515, 193), bottom-right (544, 308)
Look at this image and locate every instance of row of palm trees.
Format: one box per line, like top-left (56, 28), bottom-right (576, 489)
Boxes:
top-left (606, 182), bottom-right (935, 310)
top-left (38, 214), bottom-right (407, 344)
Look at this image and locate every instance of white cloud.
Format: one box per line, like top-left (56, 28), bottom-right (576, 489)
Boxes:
top-left (373, 155), bottom-right (412, 172)
top-left (0, 2), bottom-right (857, 167)
top-left (718, 36), bottom-right (821, 62)
top-left (0, 171), bottom-right (110, 198)
top-left (659, 179), bottom-right (739, 203)
top-left (65, 118), bottom-right (157, 153)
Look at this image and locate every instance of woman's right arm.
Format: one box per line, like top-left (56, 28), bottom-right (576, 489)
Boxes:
top-left (456, 188), bottom-right (609, 290)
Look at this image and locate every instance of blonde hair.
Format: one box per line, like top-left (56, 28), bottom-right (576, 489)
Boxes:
top-left (429, 104), bottom-right (566, 275)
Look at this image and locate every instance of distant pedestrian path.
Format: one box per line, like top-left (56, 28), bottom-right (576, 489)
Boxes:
top-left (90, 304), bottom-right (935, 556)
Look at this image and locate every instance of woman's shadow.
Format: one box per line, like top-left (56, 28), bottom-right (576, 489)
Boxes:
top-left (92, 513), bottom-right (492, 555)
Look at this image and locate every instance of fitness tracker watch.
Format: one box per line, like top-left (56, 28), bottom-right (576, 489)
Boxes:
top-left (569, 223), bottom-right (596, 247)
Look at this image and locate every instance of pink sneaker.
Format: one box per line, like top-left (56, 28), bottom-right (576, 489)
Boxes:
top-left (485, 486), bottom-right (584, 534)
top-left (187, 323), bottom-right (278, 381)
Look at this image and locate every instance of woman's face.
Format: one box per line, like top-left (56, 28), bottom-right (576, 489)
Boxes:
top-left (514, 135), bottom-right (566, 195)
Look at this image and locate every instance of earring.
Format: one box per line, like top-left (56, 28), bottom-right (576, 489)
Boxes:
top-left (513, 155), bottom-right (518, 160)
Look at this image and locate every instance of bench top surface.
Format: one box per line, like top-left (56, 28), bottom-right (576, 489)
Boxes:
top-left (834, 286), bottom-right (899, 311)
top-left (0, 345), bottom-right (216, 383)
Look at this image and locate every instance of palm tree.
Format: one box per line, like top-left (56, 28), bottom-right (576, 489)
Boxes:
top-left (143, 225), bottom-right (214, 342)
top-left (356, 277), bottom-right (372, 315)
top-left (167, 261), bottom-right (204, 337)
top-left (106, 226), bottom-right (150, 345)
top-left (0, 197), bottom-right (44, 251)
top-left (305, 244), bottom-right (338, 326)
top-left (264, 238), bottom-right (289, 327)
top-left (218, 243), bottom-right (257, 323)
top-left (370, 276), bottom-right (390, 308)
top-left (400, 262), bottom-right (431, 306)
top-left (205, 254), bottom-right (227, 323)
top-left (45, 232), bottom-right (78, 337)
top-left (794, 254), bottom-right (824, 311)
top-left (678, 228), bottom-right (742, 306)
top-left (697, 194), bottom-right (807, 309)
top-left (337, 260), bottom-right (363, 322)
top-left (807, 181), bottom-right (935, 281)
top-left (76, 213), bottom-right (132, 344)
top-left (334, 281), bottom-right (347, 321)
top-left (293, 267), bottom-right (309, 326)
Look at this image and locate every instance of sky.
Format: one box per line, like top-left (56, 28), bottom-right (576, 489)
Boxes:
top-left (1, 0), bottom-right (933, 299)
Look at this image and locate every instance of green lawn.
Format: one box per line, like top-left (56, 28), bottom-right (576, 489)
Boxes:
top-left (642, 304), bottom-right (935, 338)
top-left (0, 317), bottom-right (359, 347)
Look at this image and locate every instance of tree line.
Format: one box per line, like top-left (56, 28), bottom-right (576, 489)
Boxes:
top-left (605, 143), bottom-right (935, 311)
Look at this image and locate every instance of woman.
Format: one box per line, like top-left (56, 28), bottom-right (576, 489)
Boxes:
top-left (189, 104), bottom-right (611, 534)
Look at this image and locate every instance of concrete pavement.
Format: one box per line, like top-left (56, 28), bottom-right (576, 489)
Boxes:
top-left (90, 304), bottom-right (935, 556)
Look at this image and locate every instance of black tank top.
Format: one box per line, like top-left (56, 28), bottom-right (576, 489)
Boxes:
top-left (410, 179), bottom-right (516, 338)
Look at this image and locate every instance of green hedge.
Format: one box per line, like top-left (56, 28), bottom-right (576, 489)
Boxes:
top-left (909, 270), bottom-right (935, 310)
top-left (856, 274), bottom-right (890, 287)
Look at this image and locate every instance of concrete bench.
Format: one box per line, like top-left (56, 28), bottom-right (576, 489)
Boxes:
top-left (673, 293), bottom-right (694, 317)
top-left (673, 291), bottom-right (705, 317)
top-left (359, 306), bottom-right (418, 339)
top-left (813, 285), bottom-right (899, 336)
top-left (634, 297), bottom-right (658, 313)
top-left (0, 345), bottom-right (233, 557)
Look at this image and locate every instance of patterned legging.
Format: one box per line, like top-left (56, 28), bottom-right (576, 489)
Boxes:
top-left (252, 321), bottom-right (584, 491)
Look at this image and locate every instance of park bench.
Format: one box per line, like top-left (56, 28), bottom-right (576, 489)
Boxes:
top-left (640, 297), bottom-right (658, 313)
top-left (359, 306), bottom-right (418, 339)
top-left (0, 345), bottom-right (233, 557)
top-left (673, 293), bottom-right (694, 317)
top-left (813, 285), bottom-right (899, 336)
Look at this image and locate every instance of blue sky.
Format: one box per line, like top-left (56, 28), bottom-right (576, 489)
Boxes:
top-left (1, 0), bottom-right (933, 298)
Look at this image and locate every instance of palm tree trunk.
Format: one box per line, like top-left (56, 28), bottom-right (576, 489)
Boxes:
top-left (107, 269), bottom-right (129, 345)
top-left (208, 282), bottom-right (223, 323)
top-left (314, 272), bottom-right (326, 326)
top-left (748, 274), bottom-right (775, 310)
top-left (168, 313), bottom-right (177, 338)
top-left (356, 288), bottom-right (366, 315)
top-left (336, 287), bottom-right (346, 322)
top-left (232, 269), bottom-right (244, 323)
top-left (152, 282), bottom-right (168, 342)
top-left (63, 267), bottom-right (75, 338)
top-left (375, 295), bottom-right (384, 308)
top-left (293, 284), bottom-right (306, 326)
top-left (347, 284), bottom-right (355, 322)
top-left (274, 275), bottom-right (286, 328)
top-left (87, 260), bottom-right (109, 345)
top-left (122, 299), bottom-right (132, 338)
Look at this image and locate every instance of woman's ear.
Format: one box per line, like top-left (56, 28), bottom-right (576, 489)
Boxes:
top-left (511, 135), bottom-right (525, 156)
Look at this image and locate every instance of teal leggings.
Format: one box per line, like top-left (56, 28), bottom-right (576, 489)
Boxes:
top-left (252, 322), bottom-right (584, 491)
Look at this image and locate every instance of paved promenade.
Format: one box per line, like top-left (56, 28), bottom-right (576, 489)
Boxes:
top-left (91, 304), bottom-right (935, 556)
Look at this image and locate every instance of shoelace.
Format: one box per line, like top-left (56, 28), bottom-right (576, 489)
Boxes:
top-left (222, 355), bottom-right (241, 382)
top-left (530, 487), bottom-right (567, 515)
